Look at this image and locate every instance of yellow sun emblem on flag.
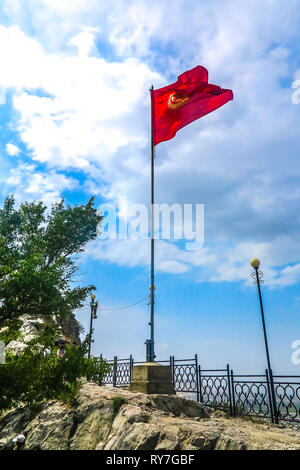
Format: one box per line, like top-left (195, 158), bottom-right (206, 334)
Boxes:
top-left (168, 91), bottom-right (190, 110)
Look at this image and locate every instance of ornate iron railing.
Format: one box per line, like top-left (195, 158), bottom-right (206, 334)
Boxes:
top-left (100, 355), bottom-right (133, 386)
top-left (273, 377), bottom-right (300, 422)
top-left (171, 356), bottom-right (199, 398)
top-left (199, 365), bottom-right (232, 413)
top-left (98, 354), bottom-right (300, 424)
top-left (230, 373), bottom-right (272, 420)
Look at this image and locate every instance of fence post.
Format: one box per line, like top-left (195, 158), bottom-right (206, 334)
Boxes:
top-left (195, 354), bottom-right (200, 402)
top-left (265, 369), bottom-right (274, 423)
top-left (99, 354), bottom-right (103, 386)
top-left (171, 356), bottom-right (175, 389)
top-left (129, 355), bottom-right (133, 383)
top-left (269, 369), bottom-right (279, 424)
top-left (230, 370), bottom-right (236, 417)
top-left (170, 356), bottom-right (174, 387)
top-left (198, 365), bottom-right (203, 403)
top-left (113, 356), bottom-right (118, 387)
top-left (227, 364), bottom-right (233, 416)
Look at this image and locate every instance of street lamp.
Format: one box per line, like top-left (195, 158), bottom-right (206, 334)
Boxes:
top-left (88, 294), bottom-right (98, 360)
top-left (250, 258), bottom-right (273, 373)
top-left (250, 258), bottom-right (278, 423)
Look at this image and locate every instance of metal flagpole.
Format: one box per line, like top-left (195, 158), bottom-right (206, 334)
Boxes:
top-left (146, 85), bottom-right (156, 362)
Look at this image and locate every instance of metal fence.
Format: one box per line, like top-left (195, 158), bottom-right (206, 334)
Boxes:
top-left (97, 354), bottom-right (300, 424)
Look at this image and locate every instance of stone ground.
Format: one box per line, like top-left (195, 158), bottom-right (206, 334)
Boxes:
top-left (0, 382), bottom-right (299, 450)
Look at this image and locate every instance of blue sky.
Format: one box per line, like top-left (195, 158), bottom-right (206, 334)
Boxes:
top-left (0, 0), bottom-right (300, 374)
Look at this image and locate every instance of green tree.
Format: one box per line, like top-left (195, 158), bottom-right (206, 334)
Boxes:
top-left (0, 195), bottom-right (102, 326)
top-left (0, 195), bottom-right (109, 410)
top-left (0, 335), bottom-right (110, 410)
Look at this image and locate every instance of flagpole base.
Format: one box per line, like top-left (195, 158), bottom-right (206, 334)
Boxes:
top-left (129, 363), bottom-right (175, 395)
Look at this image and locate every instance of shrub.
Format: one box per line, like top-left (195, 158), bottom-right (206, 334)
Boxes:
top-left (111, 396), bottom-right (125, 415)
top-left (0, 336), bottom-right (110, 410)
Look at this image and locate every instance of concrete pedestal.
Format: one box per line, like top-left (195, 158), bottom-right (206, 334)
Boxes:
top-left (129, 362), bottom-right (175, 395)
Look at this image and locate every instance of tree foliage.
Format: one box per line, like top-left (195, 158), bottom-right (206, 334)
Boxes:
top-left (0, 335), bottom-right (110, 410)
top-left (0, 195), bottom-right (102, 325)
top-left (0, 195), bottom-right (107, 410)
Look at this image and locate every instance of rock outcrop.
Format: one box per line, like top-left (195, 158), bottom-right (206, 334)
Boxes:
top-left (0, 383), bottom-right (299, 450)
top-left (4, 313), bottom-right (81, 354)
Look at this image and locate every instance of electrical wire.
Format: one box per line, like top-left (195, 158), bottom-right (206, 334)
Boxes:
top-left (78, 296), bottom-right (149, 313)
top-left (99, 297), bottom-right (149, 311)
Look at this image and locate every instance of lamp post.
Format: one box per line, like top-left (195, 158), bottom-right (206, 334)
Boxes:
top-left (88, 294), bottom-right (98, 361)
top-left (250, 258), bottom-right (278, 423)
top-left (250, 258), bottom-right (273, 373)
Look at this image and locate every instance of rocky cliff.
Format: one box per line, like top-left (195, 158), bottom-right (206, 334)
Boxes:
top-left (4, 312), bottom-right (81, 354)
top-left (0, 382), bottom-right (299, 450)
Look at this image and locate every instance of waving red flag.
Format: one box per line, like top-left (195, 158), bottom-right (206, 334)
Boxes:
top-left (151, 66), bottom-right (233, 146)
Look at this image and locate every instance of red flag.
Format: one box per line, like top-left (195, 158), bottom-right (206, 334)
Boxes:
top-left (151, 66), bottom-right (233, 146)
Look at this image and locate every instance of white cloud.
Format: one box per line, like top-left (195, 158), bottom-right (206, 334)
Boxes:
top-left (270, 47), bottom-right (290, 61)
top-left (5, 163), bottom-right (78, 205)
top-left (6, 143), bottom-right (20, 156)
top-left (41, 0), bottom-right (84, 11)
top-left (212, 236), bottom-right (300, 288)
top-left (0, 26), bottom-right (162, 170)
top-left (273, 263), bottom-right (300, 287)
top-left (86, 234), bottom-right (300, 288)
top-left (87, 238), bottom-right (217, 275)
top-left (0, 2), bottom-right (299, 288)
top-left (67, 27), bottom-right (99, 57)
